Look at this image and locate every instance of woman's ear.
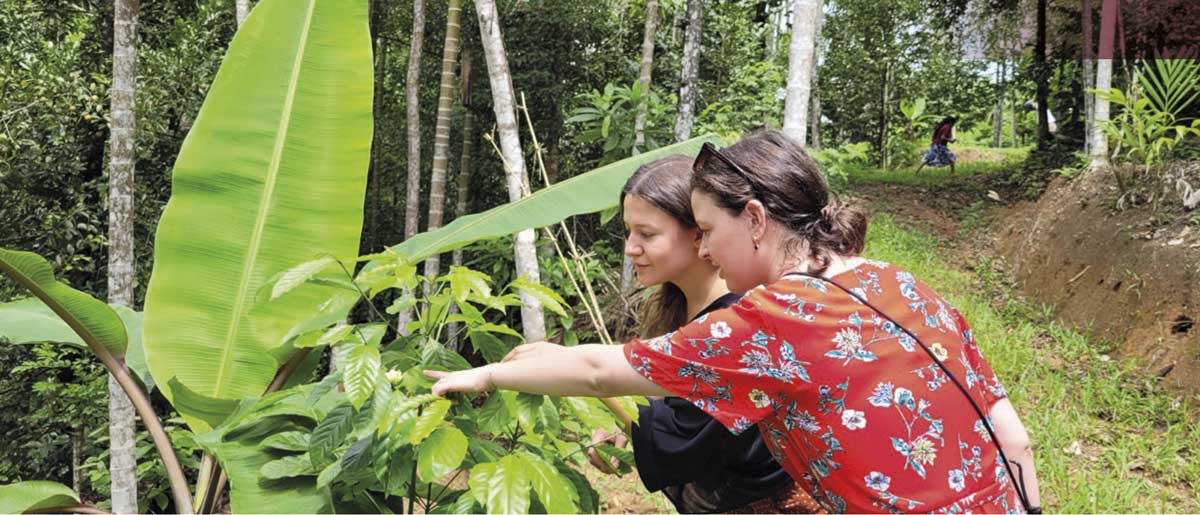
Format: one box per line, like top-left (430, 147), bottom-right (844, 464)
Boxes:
top-left (743, 200), bottom-right (768, 240)
top-left (690, 227), bottom-right (703, 248)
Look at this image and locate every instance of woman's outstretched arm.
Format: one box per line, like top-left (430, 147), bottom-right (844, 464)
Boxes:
top-left (989, 398), bottom-right (1041, 508)
top-left (424, 343), bottom-right (674, 398)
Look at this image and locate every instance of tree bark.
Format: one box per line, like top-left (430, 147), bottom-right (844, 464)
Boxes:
top-left (633, 0), bottom-right (659, 154)
top-left (107, 0), bottom-right (139, 512)
top-left (72, 425), bottom-right (83, 494)
top-left (808, 2), bottom-right (822, 149)
top-left (783, 0), bottom-right (819, 144)
top-left (475, 0), bottom-right (546, 341)
top-left (404, 0), bottom-right (427, 240)
top-left (1091, 0), bottom-right (1117, 169)
top-left (1082, 0), bottom-right (1094, 156)
top-left (993, 60), bottom-right (1004, 147)
top-left (879, 63), bottom-right (890, 167)
top-left (235, 0), bottom-right (250, 26)
top-left (673, 0), bottom-right (704, 142)
top-left (1034, 0), bottom-right (1051, 148)
top-left (424, 0), bottom-right (463, 280)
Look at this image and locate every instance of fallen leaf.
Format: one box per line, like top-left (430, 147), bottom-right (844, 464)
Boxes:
top-left (987, 190), bottom-right (1002, 202)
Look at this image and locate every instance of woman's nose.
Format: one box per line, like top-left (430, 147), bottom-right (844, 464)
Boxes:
top-left (624, 239), bottom-right (642, 257)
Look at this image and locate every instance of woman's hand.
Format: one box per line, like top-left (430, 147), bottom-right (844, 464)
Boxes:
top-left (501, 341), bottom-right (565, 362)
top-left (585, 427), bottom-right (629, 475)
top-left (424, 366), bottom-right (494, 396)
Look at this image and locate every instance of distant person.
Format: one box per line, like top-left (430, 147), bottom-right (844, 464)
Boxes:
top-left (916, 116), bottom-right (957, 174)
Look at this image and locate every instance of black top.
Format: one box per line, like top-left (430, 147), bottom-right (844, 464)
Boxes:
top-left (630, 293), bottom-right (794, 513)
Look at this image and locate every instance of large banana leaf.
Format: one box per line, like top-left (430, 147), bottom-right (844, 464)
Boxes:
top-left (384, 135), bottom-right (720, 263)
top-left (0, 481), bottom-right (81, 513)
top-left (0, 297), bottom-right (153, 390)
top-left (143, 0), bottom-right (373, 433)
top-left (0, 248), bottom-right (126, 359)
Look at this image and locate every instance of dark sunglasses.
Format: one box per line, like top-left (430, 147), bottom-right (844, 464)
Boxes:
top-left (694, 142), bottom-right (765, 200)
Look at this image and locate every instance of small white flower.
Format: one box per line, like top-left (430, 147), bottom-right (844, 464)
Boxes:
top-left (749, 389), bottom-right (771, 409)
top-left (832, 328), bottom-right (862, 354)
top-left (931, 342), bottom-right (949, 361)
top-left (710, 321), bottom-right (732, 339)
top-left (841, 409), bottom-right (867, 430)
top-left (948, 469), bottom-right (966, 492)
top-left (385, 368), bottom-right (404, 385)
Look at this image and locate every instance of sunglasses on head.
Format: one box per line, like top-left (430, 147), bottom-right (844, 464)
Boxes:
top-left (694, 142), bottom-right (764, 200)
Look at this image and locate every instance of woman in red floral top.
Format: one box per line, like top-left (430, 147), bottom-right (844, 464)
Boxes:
top-left (427, 129), bottom-right (1042, 514)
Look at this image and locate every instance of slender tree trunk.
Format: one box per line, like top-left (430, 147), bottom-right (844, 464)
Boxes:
top-left (993, 61), bottom-right (1003, 147)
top-left (633, 0), bottom-right (659, 154)
top-left (424, 0), bottom-right (463, 280)
top-left (404, 0), bottom-right (427, 240)
top-left (235, 0), bottom-right (250, 26)
top-left (475, 0), bottom-right (546, 341)
top-left (673, 0), bottom-right (703, 142)
top-left (72, 425), bottom-right (84, 494)
top-left (878, 63), bottom-right (890, 167)
top-left (1034, 0), bottom-right (1051, 148)
top-left (1091, 0), bottom-right (1117, 169)
top-left (622, 0), bottom-right (659, 291)
top-left (783, 0), bottom-right (819, 144)
top-left (808, 2), bottom-right (822, 149)
top-left (1082, 0), bottom-right (1094, 156)
top-left (447, 109), bottom-right (475, 351)
top-left (367, 1), bottom-right (387, 253)
top-left (107, 1), bottom-right (139, 512)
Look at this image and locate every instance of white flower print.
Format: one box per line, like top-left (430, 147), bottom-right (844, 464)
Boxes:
top-left (868, 382), bottom-right (894, 407)
top-left (948, 469), bottom-right (966, 492)
top-left (930, 342), bottom-right (949, 361)
top-left (750, 389), bottom-right (771, 409)
top-left (841, 409), bottom-right (866, 430)
top-left (865, 471), bottom-right (891, 492)
top-left (710, 321), bottom-right (732, 339)
top-left (832, 327), bottom-right (862, 354)
top-left (910, 437), bottom-right (937, 465)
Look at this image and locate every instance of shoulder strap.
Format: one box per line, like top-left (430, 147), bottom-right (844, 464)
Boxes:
top-left (783, 271), bottom-right (1034, 512)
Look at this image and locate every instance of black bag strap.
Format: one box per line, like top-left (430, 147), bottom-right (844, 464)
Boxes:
top-left (783, 271), bottom-right (1034, 512)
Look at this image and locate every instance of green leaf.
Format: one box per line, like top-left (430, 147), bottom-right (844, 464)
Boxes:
top-left (316, 459), bottom-right (343, 490)
top-left (262, 431), bottom-right (310, 452)
top-left (271, 256), bottom-right (339, 300)
top-left (516, 452), bottom-right (577, 514)
top-left (260, 454), bottom-right (318, 479)
top-left (310, 403), bottom-right (356, 467)
top-left (410, 399), bottom-right (452, 445)
top-left (307, 324), bottom-right (354, 348)
top-left (168, 377), bottom-right (242, 429)
top-left (475, 322), bottom-right (522, 339)
top-left (443, 266), bottom-right (492, 302)
top-left (509, 277), bottom-right (568, 317)
top-left (514, 393), bottom-right (541, 434)
top-left (0, 481), bottom-right (81, 513)
top-left (477, 392), bottom-right (514, 435)
top-left (598, 205), bottom-right (619, 225)
top-left (142, 0), bottom-right (374, 433)
top-left (0, 249), bottom-right (127, 359)
top-left (376, 136), bottom-right (719, 265)
top-left (307, 370), bottom-right (343, 407)
top-left (339, 435), bottom-right (375, 480)
top-left (468, 456), bottom-right (531, 515)
top-left (342, 343), bottom-right (381, 410)
top-left (417, 427), bottom-right (468, 482)
top-left (421, 340), bottom-right (472, 371)
top-left (468, 330), bottom-right (511, 363)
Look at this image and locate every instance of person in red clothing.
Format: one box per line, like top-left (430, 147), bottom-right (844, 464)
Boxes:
top-left (916, 116), bottom-right (958, 174)
top-left (426, 129), bottom-right (1042, 514)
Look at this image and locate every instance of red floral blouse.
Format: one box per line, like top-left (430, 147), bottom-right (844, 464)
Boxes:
top-left (624, 260), bottom-right (1025, 513)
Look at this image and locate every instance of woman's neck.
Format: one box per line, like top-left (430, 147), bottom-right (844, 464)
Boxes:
top-left (673, 265), bottom-right (729, 321)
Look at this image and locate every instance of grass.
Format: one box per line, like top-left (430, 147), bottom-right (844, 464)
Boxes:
top-left (862, 213), bottom-right (1200, 513)
top-left (845, 145), bottom-right (1030, 188)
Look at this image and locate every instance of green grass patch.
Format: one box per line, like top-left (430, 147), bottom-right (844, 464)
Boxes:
top-left (846, 145), bottom-right (1030, 188)
top-left (863, 214), bottom-right (1200, 513)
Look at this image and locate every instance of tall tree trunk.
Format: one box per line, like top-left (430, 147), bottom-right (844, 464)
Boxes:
top-left (475, 0), bottom-right (546, 341)
top-left (447, 108), bottom-right (475, 351)
top-left (367, 0), bottom-right (387, 253)
top-left (235, 0), bottom-right (250, 26)
top-left (783, 0), bottom-right (819, 144)
top-left (623, 0), bottom-right (659, 291)
top-left (993, 60), bottom-right (1004, 147)
top-left (72, 426), bottom-right (84, 494)
top-left (633, 0), bottom-right (659, 154)
top-left (808, 2), bottom-right (822, 149)
top-left (673, 0), bottom-right (703, 142)
top-left (1034, 0), bottom-right (1051, 148)
top-left (424, 0), bottom-right (463, 280)
top-left (1082, 0), bottom-right (1094, 156)
top-left (878, 63), bottom-right (890, 167)
top-left (107, 0), bottom-right (139, 512)
top-left (1091, 0), bottom-right (1117, 169)
top-left (404, 0), bottom-right (427, 240)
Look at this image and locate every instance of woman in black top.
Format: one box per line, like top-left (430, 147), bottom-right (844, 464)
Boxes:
top-left (586, 155), bottom-right (821, 513)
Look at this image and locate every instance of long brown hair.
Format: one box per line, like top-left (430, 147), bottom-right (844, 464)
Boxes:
top-left (691, 128), bottom-right (868, 275)
top-left (621, 155), bottom-right (698, 336)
